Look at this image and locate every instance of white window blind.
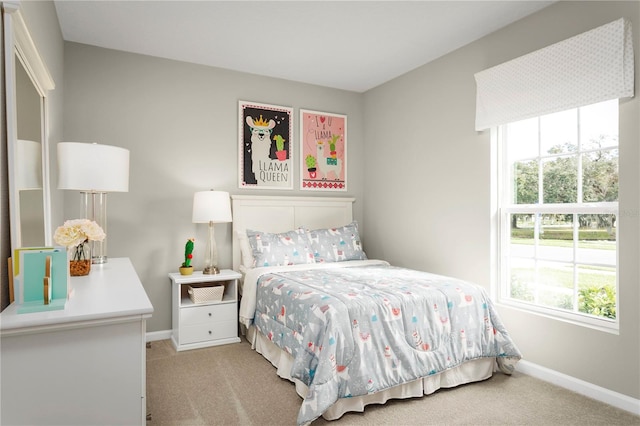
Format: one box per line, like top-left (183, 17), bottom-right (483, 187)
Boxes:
top-left (475, 18), bottom-right (634, 131)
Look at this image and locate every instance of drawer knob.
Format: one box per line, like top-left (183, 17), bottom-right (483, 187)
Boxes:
top-left (208, 330), bottom-right (212, 335)
top-left (208, 313), bottom-right (212, 317)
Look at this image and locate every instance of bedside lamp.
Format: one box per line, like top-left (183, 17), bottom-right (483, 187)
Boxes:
top-left (192, 190), bottom-right (232, 274)
top-left (57, 142), bottom-right (130, 264)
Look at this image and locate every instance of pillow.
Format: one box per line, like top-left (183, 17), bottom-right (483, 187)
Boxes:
top-left (246, 228), bottom-right (315, 267)
top-left (308, 221), bottom-right (367, 262)
top-left (236, 230), bottom-right (255, 269)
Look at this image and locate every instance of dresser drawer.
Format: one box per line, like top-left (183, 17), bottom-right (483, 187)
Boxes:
top-left (180, 302), bottom-right (236, 326)
top-left (180, 319), bottom-right (237, 345)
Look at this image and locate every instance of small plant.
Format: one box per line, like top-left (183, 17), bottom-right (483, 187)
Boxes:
top-left (182, 238), bottom-right (194, 268)
top-left (329, 134), bottom-right (339, 156)
top-left (305, 154), bottom-right (317, 169)
top-left (273, 134), bottom-right (287, 161)
top-left (274, 134), bottom-right (285, 151)
top-left (579, 284), bottom-right (616, 319)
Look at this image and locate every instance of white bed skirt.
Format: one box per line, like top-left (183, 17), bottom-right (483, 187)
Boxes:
top-left (247, 326), bottom-right (496, 421)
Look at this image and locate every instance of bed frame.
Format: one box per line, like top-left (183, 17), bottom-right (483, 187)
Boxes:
top-left (231, 195), bottom-right (355, 272)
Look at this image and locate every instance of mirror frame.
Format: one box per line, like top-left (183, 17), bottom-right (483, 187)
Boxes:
top-left (4, 0), bottom-right (55, 252)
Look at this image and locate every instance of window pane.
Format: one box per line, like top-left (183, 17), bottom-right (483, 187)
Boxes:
top-left (581, 100), bottom-right (618, 150)
top-left (577, 264), bottom-right (616, 319)
top-left (535, 261), bottom-right (575, 311)
top-left (576, 214), bottom-right (616, 267)
top-left (582, 149), bottom-right (618, 202)
top-left (541, 109), bottom-right (577, 155)
top-left (510, 213), bottom-right (535, 258)
top-left (543, 155), bottom-right (577, 203)
top-left (540, 214), bottom-right (574, 262)
top-left (506, 118), bottom-right (538, 161)
top-left (509, 259), bottom-right (574, 310)
top-left (508, 258), bottom-right (535, 302)
top-left (513, 160), bottom-right (538, 204)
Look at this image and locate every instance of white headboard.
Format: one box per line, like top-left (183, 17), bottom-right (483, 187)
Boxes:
top-left (231, 195), bottom-right (355, 272)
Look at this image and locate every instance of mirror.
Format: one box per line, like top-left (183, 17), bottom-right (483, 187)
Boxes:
top-left (16, 57), bottom-right (45, 246)
top-left (5, 3), bottom-right (55, 252)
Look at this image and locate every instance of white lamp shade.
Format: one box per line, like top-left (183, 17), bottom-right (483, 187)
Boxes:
top-left (57, 142), bottom-right (129, 192)
top-left (192, 191), bottom-right (232, 223)
top-left (16, 139), bottom-right (42, 190)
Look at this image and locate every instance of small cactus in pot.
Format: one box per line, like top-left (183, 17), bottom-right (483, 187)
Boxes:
top-left (274, 134), bottom-right (287, 161)
top-left (180, 238), bottom-right (195, 275)
top-left (306, 154), bottom-right (317, 178)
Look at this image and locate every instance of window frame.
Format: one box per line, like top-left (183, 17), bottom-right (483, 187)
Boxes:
top-left (494, 103), bottom-right (619, 333)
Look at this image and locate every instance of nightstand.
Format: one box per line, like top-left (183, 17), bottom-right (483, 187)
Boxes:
top-left (169, 269), bottom-right (242, 351)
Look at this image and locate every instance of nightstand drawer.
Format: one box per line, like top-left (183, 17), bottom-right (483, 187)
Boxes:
top-left (180, 303), bottom-right (236, 326)
top-left (180, 320), bottom-right (237, 345)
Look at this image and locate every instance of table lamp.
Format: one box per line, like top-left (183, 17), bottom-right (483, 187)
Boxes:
top-left (192, 190), bottom-right (232, 274)
top-left (57, 142), bottom-right (129, 264)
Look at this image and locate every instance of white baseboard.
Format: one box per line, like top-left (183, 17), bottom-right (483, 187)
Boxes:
top-left (517, 360), bottom-right (640, 416)
top-left (146, 329), bottom-right (172, 342)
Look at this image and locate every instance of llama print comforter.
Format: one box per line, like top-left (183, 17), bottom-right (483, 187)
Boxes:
top-left (241, 261), bottom-right (522, 425)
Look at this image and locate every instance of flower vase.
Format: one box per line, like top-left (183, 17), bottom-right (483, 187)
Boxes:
top-left (69, 242), bottom-right (92, 276)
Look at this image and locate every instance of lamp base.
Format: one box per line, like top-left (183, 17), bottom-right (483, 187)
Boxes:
top-left (203, 265), bottom-right (220, 275)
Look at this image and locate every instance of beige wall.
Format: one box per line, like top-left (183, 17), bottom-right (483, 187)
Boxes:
top-left (62, 43), bottom-right (365, 332)
top-left (363, 1), bottom-right (639, 400)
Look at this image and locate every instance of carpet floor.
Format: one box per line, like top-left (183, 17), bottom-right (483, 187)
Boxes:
top-left (146, 338), bottom-right (639, 425)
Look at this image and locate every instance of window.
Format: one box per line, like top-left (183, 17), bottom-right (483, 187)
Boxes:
top-left (497, 99), bottom-right (618, 330)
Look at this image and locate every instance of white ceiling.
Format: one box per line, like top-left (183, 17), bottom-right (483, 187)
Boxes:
top-left (54, 1), bottom-right (554, 93)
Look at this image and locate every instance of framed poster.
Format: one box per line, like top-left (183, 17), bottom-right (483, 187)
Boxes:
top-left (239, 101), bottom-right (293, 189)
top-left (300, 109), bottom-right (347, 191)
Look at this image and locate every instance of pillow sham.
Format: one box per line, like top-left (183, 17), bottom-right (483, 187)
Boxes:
top-left (308, 221), bottom-right (367, 262)
top-left (246, 227), bottom-right (315, 267)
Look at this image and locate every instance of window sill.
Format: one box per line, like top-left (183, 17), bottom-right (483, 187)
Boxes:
top-left (497, 298), bottom-right (619, 335)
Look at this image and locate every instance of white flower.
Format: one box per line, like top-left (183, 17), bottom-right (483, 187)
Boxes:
top-left (54, 219), bottom-right (106, 248)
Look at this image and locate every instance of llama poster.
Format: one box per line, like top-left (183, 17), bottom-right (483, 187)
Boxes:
top-left (239, 101), bottom-right (293, 189)
top-left (300, 109), bottom-right (347, 191)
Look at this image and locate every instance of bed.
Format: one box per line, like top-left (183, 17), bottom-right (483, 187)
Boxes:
top-left (232, 195), bottom-right (521, 425)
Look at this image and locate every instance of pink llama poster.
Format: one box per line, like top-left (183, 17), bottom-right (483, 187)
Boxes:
top-left (300, 109), bottom-right (347, 191)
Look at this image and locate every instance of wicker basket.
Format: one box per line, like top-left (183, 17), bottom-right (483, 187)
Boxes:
top-left (188, 285), bottom-right (224, 304)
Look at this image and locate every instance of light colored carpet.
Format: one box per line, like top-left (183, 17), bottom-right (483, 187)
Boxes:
top-left (146, 338), bottom-right (640, 425)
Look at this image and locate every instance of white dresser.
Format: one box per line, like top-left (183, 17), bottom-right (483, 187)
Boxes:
top-left (0, 257), bottom-right (153, 426)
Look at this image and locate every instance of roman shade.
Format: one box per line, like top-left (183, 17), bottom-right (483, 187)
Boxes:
top-left (475, 18), bottom-right (634, 131)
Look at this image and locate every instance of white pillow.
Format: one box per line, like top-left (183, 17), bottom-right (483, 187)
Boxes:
top-left (236, 230), bottom-right (255, 269)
